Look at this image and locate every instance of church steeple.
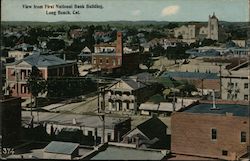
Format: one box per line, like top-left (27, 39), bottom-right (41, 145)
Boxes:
top-left (211, 12), bottom-right (217, 19)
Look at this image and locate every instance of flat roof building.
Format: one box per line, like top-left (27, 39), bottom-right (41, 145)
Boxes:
top-left (43, 141), bottom-right (79, 160)
top-left (171, 101), bottom-right (249, 160)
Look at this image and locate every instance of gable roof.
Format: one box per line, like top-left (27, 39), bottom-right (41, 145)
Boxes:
top-left (123, 79), bottom-right (146, 90)
top-left (82, 46), bottom-right (91, 53)
top-left (44, 141), bottom-right (79, 155)
top-left (7, 53), bottom-right (73, 67)
top-left (137, 117), bottom-right (167, 140)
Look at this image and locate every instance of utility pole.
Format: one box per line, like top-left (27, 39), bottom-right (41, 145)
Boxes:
top-left (97, 70), bottom-right (100, 113)
top-left (201, 78), bottom-right (204, 97)
top-left (15, 69), bottom-right (19, 97)
top-left (219, 64), bottom-right (222, 99)
top-left (101, 87), bottom-right (106, 112)
top-left (99, 114), bottom-right (105, 144)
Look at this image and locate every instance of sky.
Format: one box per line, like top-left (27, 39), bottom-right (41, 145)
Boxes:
top-left (1, 0), bottom-right (249, 22)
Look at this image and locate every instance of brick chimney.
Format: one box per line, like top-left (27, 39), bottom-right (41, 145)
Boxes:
top-left (116, 32), bottom-right (123, 56)
top-left (115, 31), bottom-right (123, 67)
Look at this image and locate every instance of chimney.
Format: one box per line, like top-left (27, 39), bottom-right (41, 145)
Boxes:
top-left (72, 118), bottom-right (77, 125)
top-left (63, 53), bottom-right (66, 60)
top-left (116, 32), bottom-right (123, 56)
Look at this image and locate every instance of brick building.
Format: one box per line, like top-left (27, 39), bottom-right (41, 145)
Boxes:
top-left (92, 32), bottom-right (140, 74)
top-left (171, 102), bottom-right (249, 160)
top-left (92, 32), bottom-right (123, 73)
top-left (5, 53), bottom-right (78, 98)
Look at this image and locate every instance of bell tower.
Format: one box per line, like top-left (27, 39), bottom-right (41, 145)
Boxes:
top-left (207, 12), bottom-right (219, 40)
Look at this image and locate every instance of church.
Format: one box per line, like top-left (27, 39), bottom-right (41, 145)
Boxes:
top-left (174, 13), bottom-right (219, 41)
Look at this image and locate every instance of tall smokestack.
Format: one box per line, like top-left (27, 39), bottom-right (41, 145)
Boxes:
top-left (116, 32), bottom-right (123, 66)
top-left (116, 32), bottom-right (123, 56)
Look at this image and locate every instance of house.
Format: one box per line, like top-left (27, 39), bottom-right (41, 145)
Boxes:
top-left (139, 97), bottom-right (198, 116)
top-left (230, 47), bottom-right (250, 58)
top-left (171, 101), bottom-right (249, 160)
top-left (43, 141), bottom-right (79, 160)
top-left (83, 142), bottom-right (169, 160)
top-left (0, 96), bottom-right (21, 148)
top-left (8, 50), bottom-right (33, 61)
top-left (78, 46), bottom-right (92, 63)
top-left (174, 13), bottom-right (219, 40)
top-left (221, 61), bottom-right (250, 101)
top-left (161, 71), bottom-right (220, 94)
top-left (105, 78), bottom-right (158, 114)
top-left (232, 40), bottom-right (246, 47)
top-left (121, 117), bottom-right (168, 149)
top-left (21, 111), bottom-right (131, 144)
top-left (5, 52), bottom-right (78, 98)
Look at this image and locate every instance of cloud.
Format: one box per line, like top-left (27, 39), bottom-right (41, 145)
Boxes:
top-left (132, 10), bottom-right (141, 16)
top-left (161, 5), bottom-right (180, 16)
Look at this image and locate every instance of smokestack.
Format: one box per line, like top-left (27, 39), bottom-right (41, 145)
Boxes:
top-left (116, 32), bottom-right (123, 56)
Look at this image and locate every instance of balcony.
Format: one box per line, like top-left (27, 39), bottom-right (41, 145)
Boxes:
top-left (109, 94), bottom-right (135, 101)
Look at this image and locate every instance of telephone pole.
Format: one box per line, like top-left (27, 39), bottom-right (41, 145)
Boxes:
top-left (219, 64), bottom-right (222, 99)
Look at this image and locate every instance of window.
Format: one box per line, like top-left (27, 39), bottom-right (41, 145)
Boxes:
top-left (222, 150), bottom-right (228, 156)
top-left (244, 83), bottom-right (248, 89)
top-left (235, 83), bottom-right (238, 87)
top-left (234, 94), bottom-right (237, 99)
top-left (228, 82), bottom-right (234, 87)
top-left (88, 131), bottom-right (93, 136)
top-left (241, 131), bottom-right (246, 143)
top-left (106, 59), bottom-right (109, 64)
top-left (244, 95), bottom-right (249, 101)
top-left (99, 58), bottom-right (102, 64)
top-left (211, 128), bottom-right (217, 140)
top-left (117, 58), bottom-right (121, 65)
top-left (93, 59), bottom-right (96, 64)
top-left (211, 25), bottom-right (214, 30)
top-left (107, 133), bottom-right (111, 142)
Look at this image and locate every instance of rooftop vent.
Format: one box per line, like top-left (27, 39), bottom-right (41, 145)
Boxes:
top-left (210, 90), bottom-right (220, 110)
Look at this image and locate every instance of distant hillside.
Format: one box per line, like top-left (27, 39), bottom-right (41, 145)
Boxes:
top-left (1, 20), bottom-right (248, 28)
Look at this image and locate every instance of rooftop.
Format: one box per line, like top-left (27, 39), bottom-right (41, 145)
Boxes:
top-left (44, 141), bottom-right (79, 155)
top-left (161, 71), bottom-right (219, 80)
top-left (22, 111), bottom-right (130, 129)
top-left (7, 53), bottom-right (75, 67)
top-left (90, 145), bottom-right (166, 160)
top-left (184, 103), bottom-right (249, 117)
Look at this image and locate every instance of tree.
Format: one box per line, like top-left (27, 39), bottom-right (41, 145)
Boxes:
top-left (165, 43), bottom-right (190, 61)
top-left (27, 66), bottom-right (47, 108)
top-left (150, 44), bottom-right (165, 57)
top-left (143, 56), bottom-right (154, 70)
top-left (47, 39), bottom-right (65, 51)
top-left (180, 82), bottom-right (197, 96)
